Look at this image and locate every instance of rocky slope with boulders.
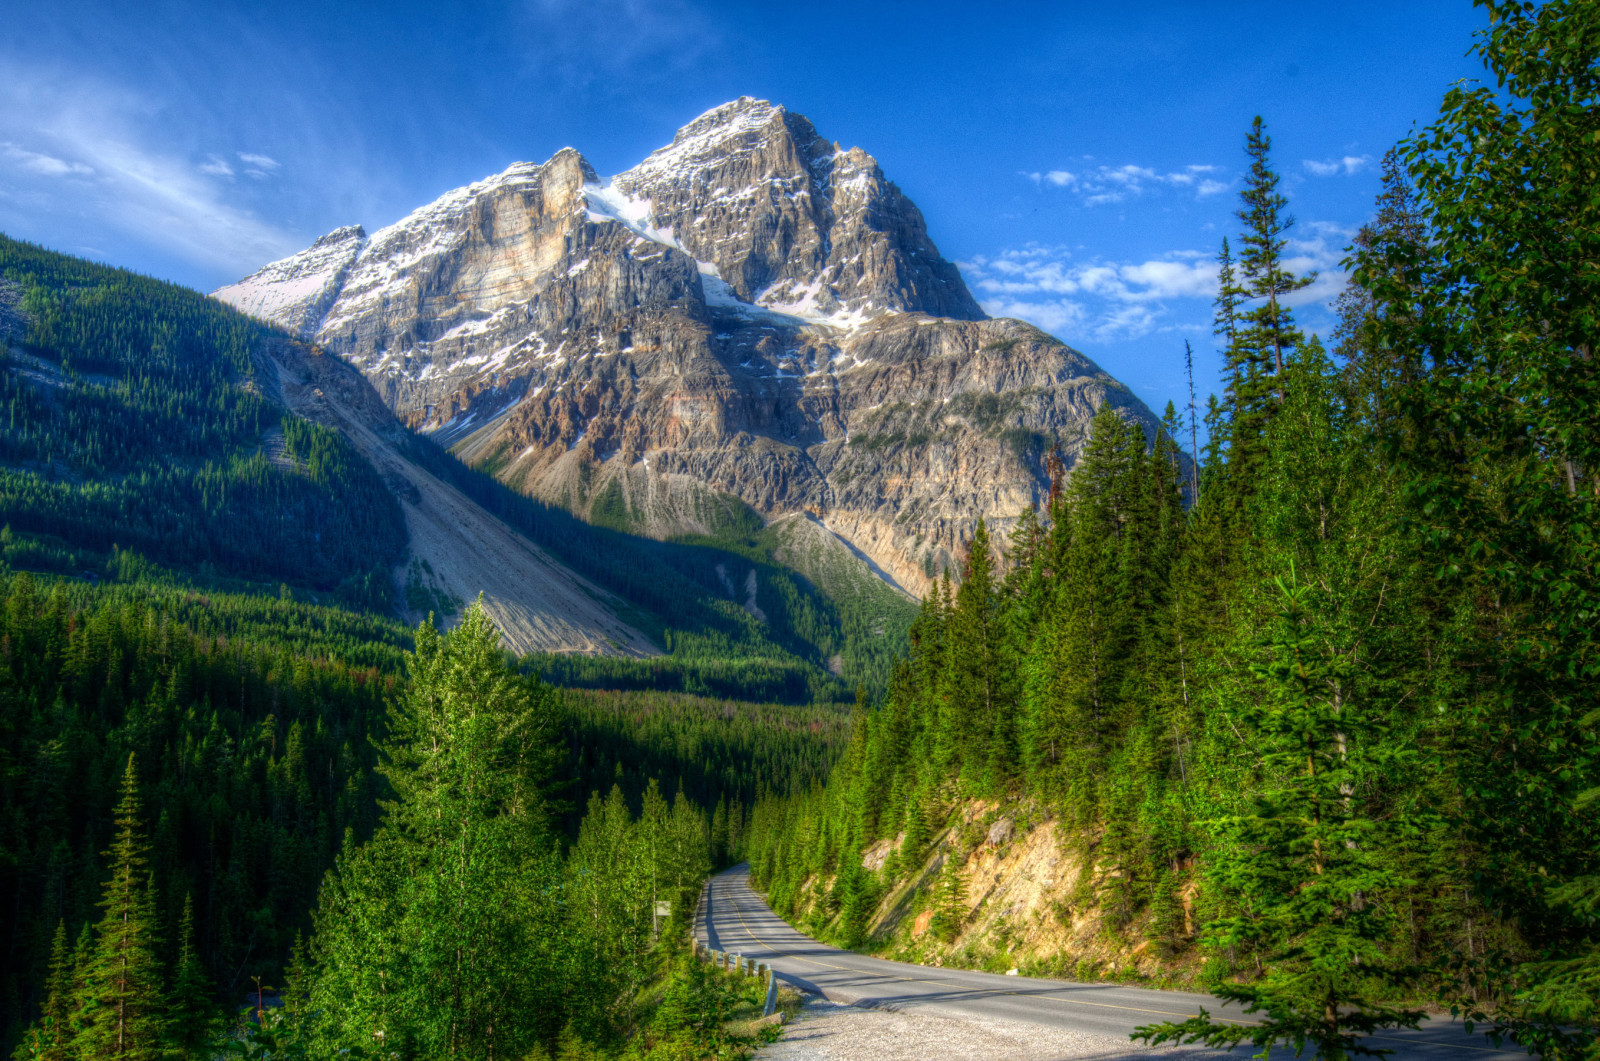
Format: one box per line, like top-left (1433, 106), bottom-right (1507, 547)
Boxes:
top-left (216, 97), bottom-right (1164, 595)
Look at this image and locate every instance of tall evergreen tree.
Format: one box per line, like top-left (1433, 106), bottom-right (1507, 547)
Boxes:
top-left (165, 896), bottom-right (218, 1055)
top-left (307, 601), bottom-right (572, 1060)
top-left (1228, 117), bottom-right (1315, 476)
top-left (72, 757), bottom-right (166, 1061)
top-left (942, 521), bottom-right (1008, 789)
top-left (1137, 575), bottom-right (1425, 1061)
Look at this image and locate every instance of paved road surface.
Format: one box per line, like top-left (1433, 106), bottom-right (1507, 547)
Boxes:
top-left (697, 865), bottom-right (1527, 1060)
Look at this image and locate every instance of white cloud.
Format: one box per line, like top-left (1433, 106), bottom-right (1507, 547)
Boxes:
top-left (1025, 161), bottom-right (1225, 205)
top-left (965, 246), bottom-right (1217, 303)
top-left (963, 245), bottom-right (1220, 341)
top-left (1303, 155), bottom-right (1372, 177)
top-left (964, 228), bottom-right (1354, 347)
top-left (1, 142), bottom-right (93, 177)
top-left (980, 296), bottom-right (1085, 335)
top-left (198, 151), bottom-right (280, 180)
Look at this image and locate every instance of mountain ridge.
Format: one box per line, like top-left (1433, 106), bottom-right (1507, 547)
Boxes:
top-left (216, 97), bottom-right (1170, 595)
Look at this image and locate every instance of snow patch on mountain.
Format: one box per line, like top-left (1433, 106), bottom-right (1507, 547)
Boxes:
top-left (582, 181), bottom-right (686, 252)
top-left (213, 225), bottom-right (367, 337)
top-left (621, 97), bottom-right (784, 186)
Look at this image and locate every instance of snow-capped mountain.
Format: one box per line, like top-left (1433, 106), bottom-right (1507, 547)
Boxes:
top-left (215, 97), bottom-right (1162, 595)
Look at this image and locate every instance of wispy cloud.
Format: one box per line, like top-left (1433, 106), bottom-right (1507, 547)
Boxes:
top-left (237, 151), bottom-right (280, 178)
top-left (0, 69), bottom-right (300, 276)
top-left (2, 142), bottom-right (94, 177)
top-left (1303, 154), bottom-right (1372, 177)
top-left (1025, 162), bottom-right (1227, 205)
top-left (517, 0), bottom-right (720, 88)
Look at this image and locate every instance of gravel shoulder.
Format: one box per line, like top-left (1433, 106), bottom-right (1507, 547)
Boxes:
top-left (757, 997), bottom-right (1212, 1061)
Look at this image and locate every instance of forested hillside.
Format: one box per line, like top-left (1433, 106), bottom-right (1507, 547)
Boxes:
top-left (564, 688), bottom-right (849, 839)
top-left (747, 5), bottom-right (1600, 1058)
top-left (0, 238), bottom-right (406, 608)
top-left (0, 570), bottom-right (399, 1051)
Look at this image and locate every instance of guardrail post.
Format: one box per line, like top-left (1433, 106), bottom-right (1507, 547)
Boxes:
top-left (762, 967), bottom-right (777, 1017)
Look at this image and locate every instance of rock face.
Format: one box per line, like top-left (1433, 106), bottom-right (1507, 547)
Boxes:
top-left (215, 97), bottom-right (1164, 596)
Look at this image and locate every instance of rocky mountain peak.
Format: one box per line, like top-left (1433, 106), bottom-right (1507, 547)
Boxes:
top-left (612, 98), bottom-right (981, 322)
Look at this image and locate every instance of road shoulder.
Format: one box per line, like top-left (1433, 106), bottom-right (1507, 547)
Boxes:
top-left (755, 995), bottom-right (1217, 1061)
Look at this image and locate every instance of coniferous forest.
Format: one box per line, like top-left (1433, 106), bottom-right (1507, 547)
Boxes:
top-left (0, 1), bottom-right (1596, 1060)
top-left (746, 5), bottom-right (1599, 1058)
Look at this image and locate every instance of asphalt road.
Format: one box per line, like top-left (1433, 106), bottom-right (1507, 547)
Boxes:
top-left (696, 864), bottom-right (1529, 1061)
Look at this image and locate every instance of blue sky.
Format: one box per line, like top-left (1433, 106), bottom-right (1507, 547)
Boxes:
top-left (1, 0), bottom-right (1486, 419)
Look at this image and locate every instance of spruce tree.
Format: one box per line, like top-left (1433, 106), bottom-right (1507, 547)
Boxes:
top-left (306, 601), bottom-right (572, 1061)
top-left (942, 521), bottom-right (1005, 788)
top-left (165, 895), bottom-right (218, 1055)
top-left (72, 756), bottom-right (167, 1061)
top-left (1228, 117), bottom-right (1315, 477)
top-left (13, 920), bottom-right (72, 1061)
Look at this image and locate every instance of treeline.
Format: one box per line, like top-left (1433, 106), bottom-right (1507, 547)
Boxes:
top-left (0, 236), bottom-right (405, 605)
top-left (531, 651), bottom-right (842, 705)
top-left (748, 5), bottom-right (1599, 1058)
top-left (564, 687), bottom-right (850, 832)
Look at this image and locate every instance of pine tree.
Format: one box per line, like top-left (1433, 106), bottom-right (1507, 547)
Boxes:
top-left (1214, 237), bottom-right (1246, 407)
top-left (710, 796), bottom-right (729, 869)
top-left (933, 853), bottom-right (969, 944)
top-left (1334, 149), bottom-right (1429, 438)
top-left (72, 756), bottom-right (167, 1061)
top-left (943, 520), bottom-right (1009, 791)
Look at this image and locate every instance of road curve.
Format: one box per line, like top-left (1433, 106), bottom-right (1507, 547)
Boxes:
top-left (696, 864), bottom-right (1527, 1060)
